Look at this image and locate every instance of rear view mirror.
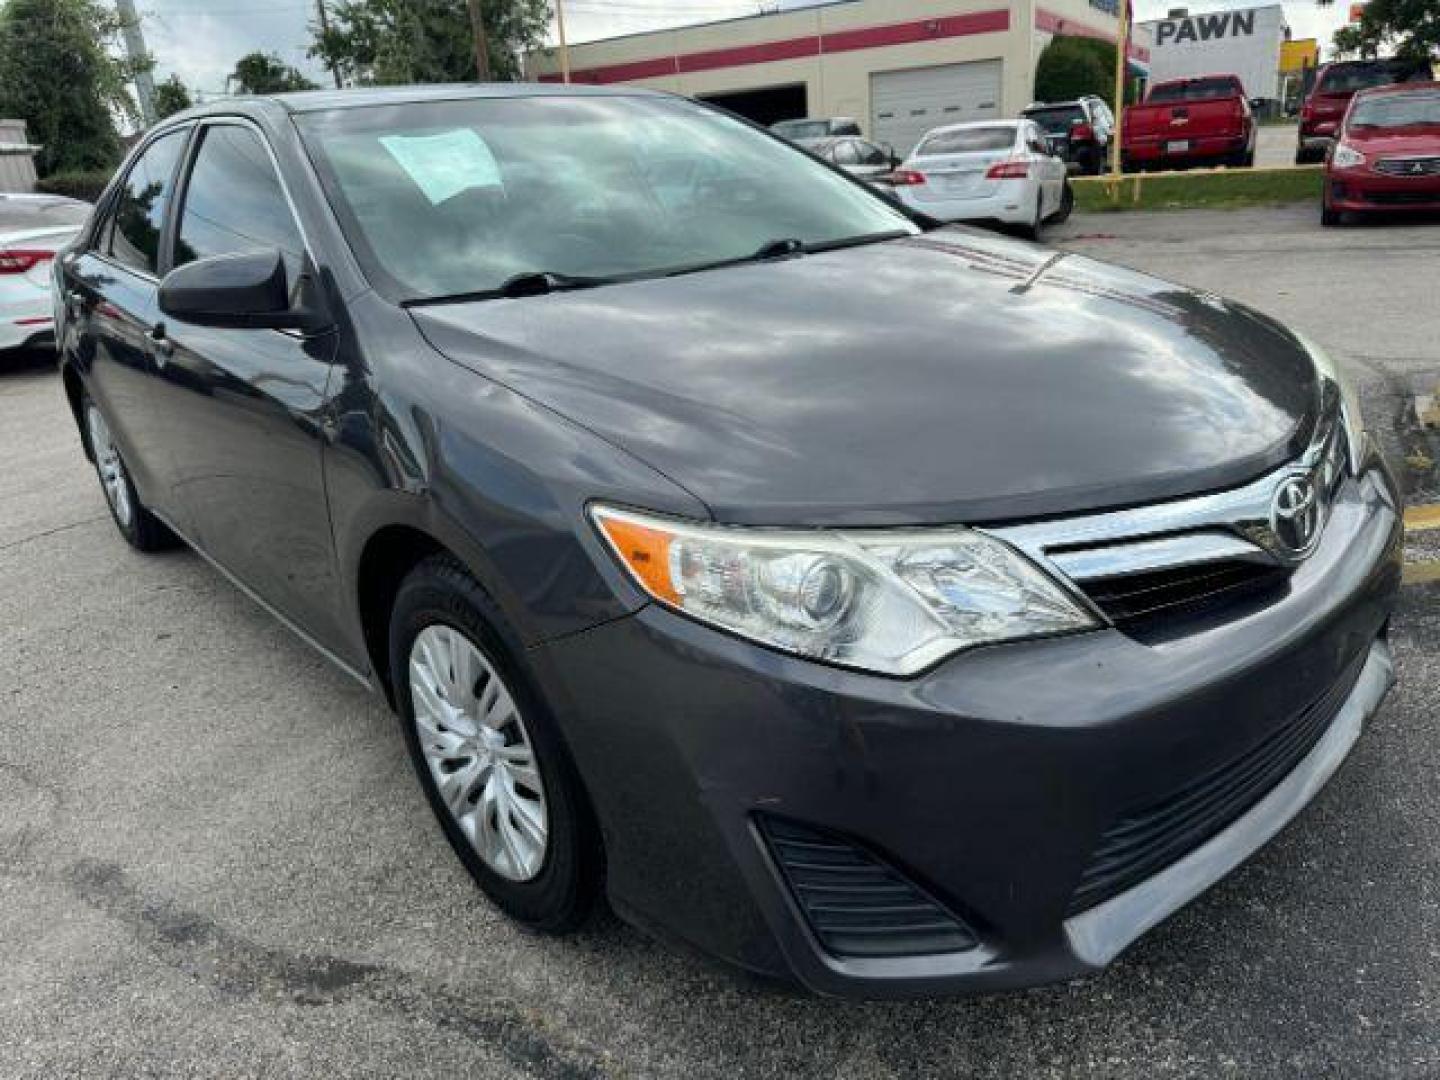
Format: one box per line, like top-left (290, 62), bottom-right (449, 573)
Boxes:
top-left (159, 250), bottom-right (330, 333)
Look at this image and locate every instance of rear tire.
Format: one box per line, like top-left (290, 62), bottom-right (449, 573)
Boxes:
top-left (1321, 205), bottom-right (1342, 228)
top-left (1052, 181), bottom-right (1075, 225)
top-left (82, 395), bottom-right (176, 552)
top-left (389, 554), bottom-right (602, 933)
top-left (1020, 193), bottom-right (1044, 240)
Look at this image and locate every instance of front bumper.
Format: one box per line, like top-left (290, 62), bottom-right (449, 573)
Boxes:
top-left (1328, 170), bottom-right (1440, 214)
top-left (538, 466), bottom-right (1402, 997)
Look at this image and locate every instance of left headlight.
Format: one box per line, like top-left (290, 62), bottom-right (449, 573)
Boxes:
top-left (1298, 332), bottom-right (1367, 473)
top-left (591, 505), bottom-right (1098, 677)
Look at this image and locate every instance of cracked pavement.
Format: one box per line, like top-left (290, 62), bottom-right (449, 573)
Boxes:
top-left (3, 208), bottom-right (1440, 1078)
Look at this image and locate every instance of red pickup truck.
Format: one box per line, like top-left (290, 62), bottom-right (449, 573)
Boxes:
top-left (1122, 75), bottom-right (1256, 171)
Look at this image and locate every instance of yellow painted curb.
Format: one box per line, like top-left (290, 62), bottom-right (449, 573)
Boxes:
top-left (1403, 562), bottom-right (1440, 587)
top-left (1404, 504), bottom-right (1440, 533)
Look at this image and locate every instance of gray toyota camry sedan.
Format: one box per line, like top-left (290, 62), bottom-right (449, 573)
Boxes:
top-left (54, 84), bottom-right (1402, 998)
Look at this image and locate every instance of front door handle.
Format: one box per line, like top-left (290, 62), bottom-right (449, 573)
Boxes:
top-left (148, 322), bottom-right (174, 364)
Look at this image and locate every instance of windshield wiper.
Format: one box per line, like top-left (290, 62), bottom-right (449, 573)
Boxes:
top-left (494, 270), bottom-right (617, 297)
top-left (405, 270), bottom-right (619, 307)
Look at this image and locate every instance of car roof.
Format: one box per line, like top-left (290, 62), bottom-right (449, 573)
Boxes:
top-left (920, 120), bottom-right (1020, 137)
top-left (165, 81), bottom-right (666, 121)
top-left (1025, 101), bottom-right (1086, 110)
top-left (1353, 79), bottom-right (1440, 99)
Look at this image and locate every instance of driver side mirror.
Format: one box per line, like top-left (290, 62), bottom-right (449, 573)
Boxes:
top-left (158, 249), bottom-right (331, 333)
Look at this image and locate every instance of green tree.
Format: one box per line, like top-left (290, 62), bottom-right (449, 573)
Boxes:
top-left (0, 0), bottom-right (145, 175)
top-left (1035, 36), bottom-right (1113, 107)
top-left (310, 0), bottom-right (551, 85)
top-left (1330, 0), bottom-right (1440, 65)
top-left (229, 51), bottom-right (319, 94)
top-left (152, 74), bottom-right (193, 118)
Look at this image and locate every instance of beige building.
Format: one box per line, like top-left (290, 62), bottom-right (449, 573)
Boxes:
top-left (526, 0), bottom-right (1145, 154)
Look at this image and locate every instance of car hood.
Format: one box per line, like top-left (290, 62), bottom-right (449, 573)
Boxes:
top-left (1346, 125), bottom-right (1440, 155)
top-left (412, 229), bottom-right (1319, 526)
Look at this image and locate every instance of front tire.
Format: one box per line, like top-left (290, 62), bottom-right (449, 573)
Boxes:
top-left (389, 554), bottom-right (601, 932)
top-left (82, 395), bottom-right (175, 552)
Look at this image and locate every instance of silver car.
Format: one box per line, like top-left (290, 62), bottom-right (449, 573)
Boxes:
top-left (0, 194), bottom-right (91, 352)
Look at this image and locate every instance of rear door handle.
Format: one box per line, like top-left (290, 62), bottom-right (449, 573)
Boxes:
top-left (148, 322), bottom-right (174, 364)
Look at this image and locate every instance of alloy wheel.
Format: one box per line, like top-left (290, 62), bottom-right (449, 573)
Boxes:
top-left (408, 624), bottom-right (549, 882)
top-left (86, 404), bottom-right (134, 529)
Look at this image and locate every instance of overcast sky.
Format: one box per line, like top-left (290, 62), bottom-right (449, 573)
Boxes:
top-left (140, 0), bottom-right (1355, 99)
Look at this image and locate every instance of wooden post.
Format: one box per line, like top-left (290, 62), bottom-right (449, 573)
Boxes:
top-left (555, 0), bottom-right (572, 83)
top-left (1109, 0), bottom-right (1130, 202)
top-left (467, 0), bottom-right (492, 81)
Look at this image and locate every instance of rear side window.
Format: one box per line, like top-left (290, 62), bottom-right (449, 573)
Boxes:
top-left (174, 125), bottom-right (306, 275)
top-left (1147, 78), bottom-right (1242, 103)
top-left (916, 127), bottom-right (1016, 155)
top-left (106, 130), bottom-right (187, 276)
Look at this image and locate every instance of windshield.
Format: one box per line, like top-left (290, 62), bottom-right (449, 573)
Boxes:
top-left (1147, 77), bottom-right (1241, 103)
top-left (915, 126), bottom-right (1017, 155)
top-left (1319, 61), bottom-right (1410, 95)
top-left (1024, 107), bottom-right (1085, 134)
top-left (299, 95), bottom-right (916, 302)
top-left (772, 119), bottom-right (832, 140)
top-left (1350, 91), bottom-right (1440, 128)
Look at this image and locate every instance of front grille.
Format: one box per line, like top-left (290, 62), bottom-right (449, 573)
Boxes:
top-left (1067, 649), bottom-right (1368, 915)
top-left (1079, 559), bottom-right (1288, 625)
top-left (1373, 156), bottom-right (1440, 177)
top-left (759, 816), bottom-right (978, 958)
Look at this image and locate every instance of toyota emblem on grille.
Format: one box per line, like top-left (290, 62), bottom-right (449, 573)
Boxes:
top-left (1271, 475), bottom-right (1321, 556)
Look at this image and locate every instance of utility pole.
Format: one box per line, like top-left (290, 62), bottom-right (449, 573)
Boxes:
top-left (467, 0), bottom-right (492, 81)
top-left (114, 0), bottom-right (156, 126)
top-left (314, 0), bottom-right (343, 88)
top-left (555, 0), bottom-right (571, 83)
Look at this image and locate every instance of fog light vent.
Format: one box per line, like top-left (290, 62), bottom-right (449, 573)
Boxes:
top-left (759, 816), bottom-right (978, 958)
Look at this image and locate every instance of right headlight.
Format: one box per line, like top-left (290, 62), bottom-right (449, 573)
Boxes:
top-left (1297, 332), bottom-right (1367, 473)
top-left (592, 505), bottom-right (1098, 677)
top-left (1331, 142), bottom-right (1365, 169)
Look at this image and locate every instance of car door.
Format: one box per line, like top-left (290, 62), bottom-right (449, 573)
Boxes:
top-left (148, 119), bottom-right (349, 655)
top-left (62, 129), bottom-right (191, 516)
top-left (1026, 123), bottom-right (1064, 214)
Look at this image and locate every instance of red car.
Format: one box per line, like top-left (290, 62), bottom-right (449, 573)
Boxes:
top-left (1122, 75), bottom-right (1256, 171)
top-left (1297, 58), bottom-right (1431, 165)
top-left (1323, 81), bottom-right (1440, 226)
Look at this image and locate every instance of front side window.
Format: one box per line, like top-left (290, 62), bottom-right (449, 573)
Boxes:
top-left (175, 125), bottom-right (306, 276)
top-left (856, 140), bottom-right (889, 166)
top-left (298, 94), bottom-right (916, 302)
top-left (106, 130), bottom-right (187, 276)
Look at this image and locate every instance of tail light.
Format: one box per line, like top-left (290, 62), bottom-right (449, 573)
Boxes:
top-left (1071, 123), bottom-right (1095, 141)
top-left (985, 160), bottom-right (1031, 179)
top-left (886, 169), bottom-right (927, 186)
top-left (0, 249), bottom-right (51, 274)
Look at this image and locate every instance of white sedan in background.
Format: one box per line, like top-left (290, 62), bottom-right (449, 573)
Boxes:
top-left (887, 120), bottom-right (1072, 239)
top-left (0, 194), bottom-right (91, 353)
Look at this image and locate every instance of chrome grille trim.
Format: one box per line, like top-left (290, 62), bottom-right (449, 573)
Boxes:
top-left (985, 395), bottom-right (1348, 623)
top-left (1373, 156), bottom-right (1440, 177)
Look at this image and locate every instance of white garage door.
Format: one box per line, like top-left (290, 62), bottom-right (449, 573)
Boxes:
top-left (871, 60), bottom-right (1003, 156)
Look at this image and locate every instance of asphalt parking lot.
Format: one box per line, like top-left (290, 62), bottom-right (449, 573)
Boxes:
top-left (3, 207), bottom-right (1439, 1078)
